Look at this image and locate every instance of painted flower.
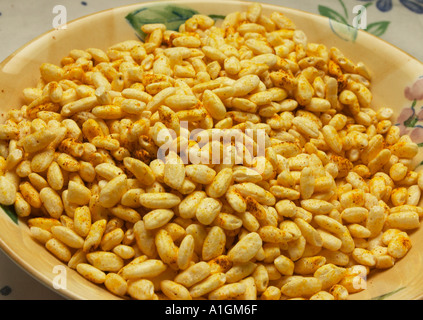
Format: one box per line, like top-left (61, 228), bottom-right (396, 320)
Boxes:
top-left (396, 101), bottom-right (423, 145)
top-left (405, 77), bottom-right (423, 101)
top-left (409, 126), bottom-right (423, 145)
top-left (358, 0), bottom-right (423, 13)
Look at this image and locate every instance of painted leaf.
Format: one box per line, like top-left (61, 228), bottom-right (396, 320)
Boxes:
top-left (366, 21), bottom-right (390, 37)
top-left (400, 0), bottom-right (423, 14)
top-left (362, 2), bottom-right (375, 9)
top-left (404, 114), bottom-right (418, 128)
top-left (0, 285), bottom-right (12, 296)
top-left (372, 287), bottom-right (405, 300)
top-left (208, 14), bottom-right (226, 21)
top-left (337, 0), bottom-right (349, 20)
top-left (318, 5), bottom-right (348, 25)
top-left (126, 4), bottom-right (199, 40)
top-left (329, 19), bottom-right (358, 42)
top-left (376, 0), bottom-right (393, 12)
top-left (1, 204), bottom-right (18, 225)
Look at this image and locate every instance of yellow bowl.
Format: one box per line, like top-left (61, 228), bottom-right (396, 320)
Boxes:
top-left (1, 0), bottom-right (423, 300)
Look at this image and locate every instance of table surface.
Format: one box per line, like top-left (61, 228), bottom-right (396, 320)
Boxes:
top-left (0, 0), bottom-right (422, 300)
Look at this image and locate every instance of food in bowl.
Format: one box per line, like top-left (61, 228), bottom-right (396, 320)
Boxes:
top-left (0, 2), bottom-right (421, 300)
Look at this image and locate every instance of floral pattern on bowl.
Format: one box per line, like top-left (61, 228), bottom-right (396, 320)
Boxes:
top-left (357, 0), bottom-right (423, 14)
top-left (125, 4), bottom-right (224, 41)
top-left (405, 77), bottom-right (423, 101)
top-left (318, 0), bottom-right (391, 42)
top-left (396, 77), bottom-right (423, 153)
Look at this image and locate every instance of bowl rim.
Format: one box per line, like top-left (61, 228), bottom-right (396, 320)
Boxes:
top-left (1, 0), bottom-right (422, 67)
top-left (1, 0), bottom-right (423, 300)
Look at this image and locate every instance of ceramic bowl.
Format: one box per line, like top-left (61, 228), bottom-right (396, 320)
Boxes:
top-left (1, 0), bottom-right (423, 300)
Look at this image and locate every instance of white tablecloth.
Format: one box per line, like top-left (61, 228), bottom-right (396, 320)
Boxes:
top-left (0, 0), bottom-right (422, 300)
